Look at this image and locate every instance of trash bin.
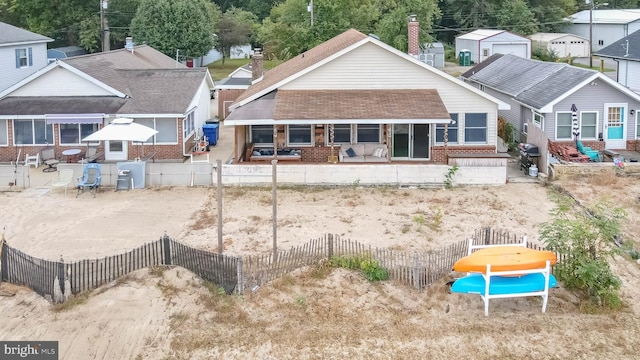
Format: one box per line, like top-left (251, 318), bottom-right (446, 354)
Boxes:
top-left (202, 123), bottom-right (219, 146)
top-left (458, 49), bottom-right (471, 66)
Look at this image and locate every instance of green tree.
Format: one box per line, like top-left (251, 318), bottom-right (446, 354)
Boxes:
top-left (106, 0), bottom-right (142, 49)
top-left (374, 0), bottom-right (440, 53)
top-left (215, 8), bottom-right (255, 65)
top-left (540, 199), bottom-right (626, 309)
top-left (495, 0), bottom-right (538, 36)
top-left (130, 0), bottom-right (218, 59)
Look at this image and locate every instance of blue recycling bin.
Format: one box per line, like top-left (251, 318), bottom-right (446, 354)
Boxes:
top-left (202, 123), bottom-right (219, 146)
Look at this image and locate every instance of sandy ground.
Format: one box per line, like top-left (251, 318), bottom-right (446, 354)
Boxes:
top-left (1, 175), bottom-right (640, 359)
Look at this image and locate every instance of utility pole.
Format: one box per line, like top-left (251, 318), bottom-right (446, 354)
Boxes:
top-left (308, 0), bottom-right (314, 27)
top-left (100, 0), bottom-right (110, 52)
top-left (588, 0), bottom-right (608, 69)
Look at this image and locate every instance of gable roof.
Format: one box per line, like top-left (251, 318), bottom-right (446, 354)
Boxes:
top-left (231, 28), bottom-right (508, 113)
top-left (595, 29), bottom-right (640, 61)
top-left (0, 22), bottom-right (52, 46)
top-left (462, 53), bottom-right (640, 112)
top-left (568, 9), bottom-right (640, 24)
top-left (233, 29), bottom-right (368, 105)
top-left (456, 29), bottom-right (506, 41)
top-left (528, 33), bottom-right (588, 42)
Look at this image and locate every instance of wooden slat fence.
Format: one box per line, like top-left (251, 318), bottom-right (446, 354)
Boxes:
top-left (67, 239), bottom-right (165, 294)
top-left (169, 238), bottom-right (240, 294)
top-left (0, 228), bottom-right (568, 302)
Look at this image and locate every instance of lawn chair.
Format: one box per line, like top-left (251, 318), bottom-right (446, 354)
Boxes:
top-left (76, 163), bottom-right (101, 198)
top-left (41, 147), bottom-right (60, 172)
top-left (24, 153), bottom-right (40, 168)
top-left (51, 169), bottom-right (75, 195)
top-left (576, 140), bottom-right (600, 162)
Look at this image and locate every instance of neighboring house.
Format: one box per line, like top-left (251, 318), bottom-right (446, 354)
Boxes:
top-left (224, 25), bottom-right (510, 164)
top-left (47, 46), bottom-right (87, 62)
top-left (455, 29), bottom-right (531, 64)
top-left (0, 45), bottom-right (214, 162)
top-left (0, 22), bottom-right (53, 93)
top-left (461, 54), bottom-right (640, 151)
top-left (215, 64), bottom-right (253, 120)
top-left (529, 33), bottom-right (589, 58)
top-left (595, 29), bottom-right (640, 94)
top-left (564, 9), bottom-right (640, 54)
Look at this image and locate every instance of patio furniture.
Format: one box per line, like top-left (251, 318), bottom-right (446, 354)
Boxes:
top-left (51, 169), bottom-right (75, 195)
top-left (41, 147), bottom-right (60, 172)
top-left (76, 163), bottom-right (101, 198)
top-left (24, 153), bottom-right (40, 168)
top-left (78, 145), bottom-right (103, 164)
top-left (576, 140), bottom-right (600, 162)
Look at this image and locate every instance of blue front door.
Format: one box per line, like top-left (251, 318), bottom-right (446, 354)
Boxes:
top-left (604, 104), bottom-right (626, 149)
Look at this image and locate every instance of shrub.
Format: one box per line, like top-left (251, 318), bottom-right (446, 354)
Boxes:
top-left (330, 255), bottom-right (389, 282)
top-left (540, 199), bottom-right (625, 309)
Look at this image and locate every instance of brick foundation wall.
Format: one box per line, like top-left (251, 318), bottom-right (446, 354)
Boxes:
top-left (302, 146), bottom-right (334, 163)
top-left (432, 145), bottom-right (497, 164)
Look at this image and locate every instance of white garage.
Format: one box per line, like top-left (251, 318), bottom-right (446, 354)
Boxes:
top-left (455, 29), bottom-right (531, 64)
top-left (528, 33), bottom-right (589, 58)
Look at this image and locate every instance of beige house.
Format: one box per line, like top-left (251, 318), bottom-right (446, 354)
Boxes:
top-left (529, 33), bottom-right (589, 58)
top-left (225, 27), bottom-right (509, 164)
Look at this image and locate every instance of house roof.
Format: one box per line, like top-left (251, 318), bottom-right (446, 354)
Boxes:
top-left (595, 29), bottom-right (640, 61)
top-left (528, 33), bottom-right (588, 42)
top-left (0, 22), bottom-right (53, 46)
top-left (226, 89), bottom-right (451, 125)
top-left (233, 29), bottom-right (369, 104)
top-left (216, 77), bottom-right (252, 89)
top-left (456, 29), bottom-right (506, 41)
top-left (461, 54), bottom-right (595, 110)
top-left (568, 9), bottom-right (640, 25)
top-left (0, 96), bottom-right (126, 116)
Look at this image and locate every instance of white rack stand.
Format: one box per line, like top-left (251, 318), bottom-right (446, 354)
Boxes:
top-left (467, 236), bottom-right (527, 256)
top-left (480, 260), bottom-right (552, 316)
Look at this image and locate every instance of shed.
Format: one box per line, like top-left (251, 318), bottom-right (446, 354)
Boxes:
top-left (564, 9), bottom-right (640, 53)
top-left (419, 42), bottom-right (445, 68)
top-left (528, 33), bottom-right (589, 58)
top-left (47, 46), bottom-right (87, 62)
top-left (455, 29), bottom-right (531, 64)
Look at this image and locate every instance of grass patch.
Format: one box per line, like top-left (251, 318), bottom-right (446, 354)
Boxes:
top-left (330, 254), bottom-right (389, 281)
top-left (51, 292), bottom-right (90, 312)
top-left (207, 58), bottom-right (280, 81)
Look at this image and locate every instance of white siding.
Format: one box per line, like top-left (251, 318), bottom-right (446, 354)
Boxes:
top-left (566, 24), bottom-right (627, 52)
top-left (618, 60), bottom-right (640, 93)
top-left (193, 78), bottom-right (212, 131)
top-left (0, 43), bottom-right (49, 93)
top-left (283, 43), bottom-right (499, 146)
top-left (491, 43), bottom-right (529, 59)
top-left (10, 66), bottom-right (113, 96)
top-left (455, 38), bottom-right (478, 63)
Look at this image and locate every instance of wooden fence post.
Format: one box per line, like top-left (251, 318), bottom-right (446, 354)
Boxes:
top-left (162, 234), bottom-right (172, 265)
top-left (58, 256), bottom-right (65, 296)
top-left (412, 252), bottom-right (419, 290)
top-left (328, 233), bottom-right (333, 259)
top-left (236, 257), bottom-right (243, 294)
top-left (0, 240), bottom-right (7, 282)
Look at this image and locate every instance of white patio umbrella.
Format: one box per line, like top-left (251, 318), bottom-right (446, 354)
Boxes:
top-left (82, 118), bottom-right (158, 159)
top-left (82, 118), bottom-right (158, 142)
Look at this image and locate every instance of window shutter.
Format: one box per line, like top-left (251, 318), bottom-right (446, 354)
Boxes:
top-left (28, 48), bottom-right (33, 66)
top-left (15, 49), bottom-right (20, 68)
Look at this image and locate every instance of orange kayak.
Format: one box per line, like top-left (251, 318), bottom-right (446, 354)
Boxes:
top-left (453, 246), bottom-right (557, 273)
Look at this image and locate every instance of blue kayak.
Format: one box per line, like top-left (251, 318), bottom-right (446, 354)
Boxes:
top-left (451, 273), bottom-right (557, 295)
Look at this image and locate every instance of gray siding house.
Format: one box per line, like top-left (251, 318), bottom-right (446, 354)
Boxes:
top-left (0, 22), bottom-right (52, 93)
top-left (565, 9), bottom-right (640, 54)
top-left (595, 30), bottom-right (640, 95)
top-left (461, 54), bottom-right (640, 151)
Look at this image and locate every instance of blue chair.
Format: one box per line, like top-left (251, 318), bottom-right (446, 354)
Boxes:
top-left (576, 140), bottom-right (600, 161)
top-left (76, 163), bottom-right (101, 198)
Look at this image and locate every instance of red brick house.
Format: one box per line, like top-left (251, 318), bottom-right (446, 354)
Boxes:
top-left (225, 23), bottom-right (509, 164)
top-left (0, 45), bottom-right (214, 163)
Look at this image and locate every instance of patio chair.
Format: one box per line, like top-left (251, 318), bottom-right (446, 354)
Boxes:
top-left (51, 169), bottom-right (75, 195)
top-left (77, 145), bottom-right (103, 164)
top-left (41, 147), bottom-right (60, 172)
top-left (24, 153), bottom-right (40, 168)
top-left (576, 140), bottom-right (600, 162)
top-left (76, 163), bottom-right (101, 198)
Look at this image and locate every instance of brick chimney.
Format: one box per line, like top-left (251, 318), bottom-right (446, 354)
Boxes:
top-left (252, 48), bottom-right (263, 81)
top-left (408, 14), bottom-right (419, 57)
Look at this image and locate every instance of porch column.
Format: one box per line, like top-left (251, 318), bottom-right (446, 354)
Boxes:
top-left (273, 125), bottom-right (277, 160)
top-left (444, 124), bottom-right (449, 164)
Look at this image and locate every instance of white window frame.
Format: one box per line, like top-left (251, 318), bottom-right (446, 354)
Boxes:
top-left (435, 114), bottom-right (458, 145)
top-left (286, 124), bottom-right (313, 146)
top-left (0, 119), bottom-right (7, 146)
top-left (250, 125), bottom-right (274, 146)
top-left (16, 48), bottom-right (29, 68)
top-left (325, 124), bottom-right (352, 145)
top-left (355, 124), bottom-right (381, 143)
top-left (182, 112), bottom-right (195, 140)
top-left (579, 111), bottom-right (598, 140)
top-left (555, 111), bottom-right (573, 140)
top-left (135, 118), bottom-right (178, 145)
top-left (59, 123), bottom-right (100, 145)
top-left (13, 119), bottom-right (53, 145)
top-left (464, 113), bottom-right (488, 144)
top-left (533, 112), bottom-right (544, 129)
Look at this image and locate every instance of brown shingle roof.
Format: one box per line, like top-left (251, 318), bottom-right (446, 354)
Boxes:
top-left (234, 29), bottom-right (368, 104)
top-left (274, 89), bottom-right (450, 120)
